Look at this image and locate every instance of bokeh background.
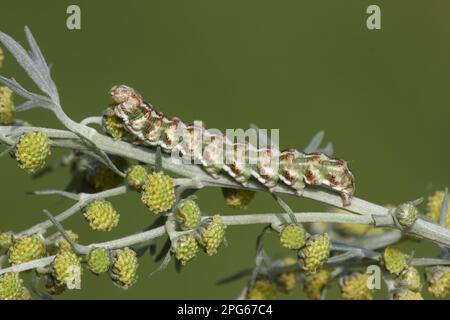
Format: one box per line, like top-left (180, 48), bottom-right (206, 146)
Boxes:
top-left (0, 0), bottom-right (449, 299)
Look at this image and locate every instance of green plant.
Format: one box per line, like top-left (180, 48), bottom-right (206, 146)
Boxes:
top-left (0, 27), bottom-right (449, 300)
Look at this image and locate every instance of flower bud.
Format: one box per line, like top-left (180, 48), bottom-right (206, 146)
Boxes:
top-left (173, 234), bottom-right (199, 265)
top-left (141, 172), bottom-right (176, 214)
top-left (176, 199), bottom-right (202, 230)
top-left (396, 266), bottom-right (422, 292)
top-left (197, 215), bottom-right (226, 256)
top-left (84, 200), bottom-right (120, 232)
top-left (8, 233), bottom-right (46, 265)
top-left (340, 273), bottom-right (373, 300)
top-left (0, 273), bottom-right (28, 300)
top-left (222, 188), bottom-right (255, 209)
top-left (102, 106), bottom-right (128, 140)
top-left (14, 131), bottom-right (51, 173)
top-left (277, 257), bottom-right (298, 294)
top-left (247, 280), bottom-right (278, 300)
top-left (87, 248), bottom-right (111, 275)
top-left (110, 247), bottom-right (138, 289)
top-left (52, 250), bottom-right (82, 290)
top-left (279, 224), bottom-right (307, 250)
top-left (304, 268), bottom-right (331, 300)
top-left (0, 86), bottom-right (15, 125)
top-left (54, 230), bottom-right (79, 252)
top-left (393, 290), bottom-right (423, 300)
top-left (126, 165), bottom-right (149, 190)
top-left (299, 233), bottom-right (331, 274)
top-left (395, 202), bottom-right (418, 227)
top-left (382, 247), bottom-right (409, 275)
top-left (0, 232), bottom-right (13, 249)
top-left (426, 266), bottom-right (450, 298)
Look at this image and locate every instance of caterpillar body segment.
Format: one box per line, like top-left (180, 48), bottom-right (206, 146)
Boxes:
top-left (109, 85), bottom-right (355, 206)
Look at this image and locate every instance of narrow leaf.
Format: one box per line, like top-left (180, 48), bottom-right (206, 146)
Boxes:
top-left (0, 31), bottom-right (52, 96)
top-left (272, 193), bottom-right (298, 225)
top-left (150, 250), bottom-right (172, 276)
top-left (43, 209), bottom-right (85, 253)
top-left (24, 26), bottom-right (59, 103)
top-left (15, 100), bottom-right (42, 112)
top-left (303, 130), bottom-right (324, 153)
top-left (322, 142), bottom-right (334, 156)
top-left (0, 76), bottom-right (36, 100)
top-left (24, 26), bottom-right (51, 81)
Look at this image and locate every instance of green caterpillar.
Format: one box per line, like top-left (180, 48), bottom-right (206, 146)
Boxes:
top-left (106, 85), bottom-right (355, 206)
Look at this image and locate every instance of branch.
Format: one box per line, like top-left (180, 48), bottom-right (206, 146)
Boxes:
top-left (2, 210), bottom-right (449, 275)
top-left (0, 126), bottom-right (389, 216)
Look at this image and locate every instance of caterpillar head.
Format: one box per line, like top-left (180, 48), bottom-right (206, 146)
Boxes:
top-left (110, 85), bottom-right (143, 108)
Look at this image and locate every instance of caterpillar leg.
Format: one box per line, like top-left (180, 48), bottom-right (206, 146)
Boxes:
top-left (224, 142), bottom-right (253, 185)
top-left (341, 192), bottom-right (353, 206)
top-left (293, 182), bottom-right (306, 196)
top-left (202, 133), bottom-right (225, 179)
top-left (254, 148), bottom-right (280, 188)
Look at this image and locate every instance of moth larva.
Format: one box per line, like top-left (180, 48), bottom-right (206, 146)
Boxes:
top-left (108, 85), bottom-right (355, 206)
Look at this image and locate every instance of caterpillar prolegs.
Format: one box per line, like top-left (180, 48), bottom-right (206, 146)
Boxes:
top-left (106, 85), bottom-right (356, 206)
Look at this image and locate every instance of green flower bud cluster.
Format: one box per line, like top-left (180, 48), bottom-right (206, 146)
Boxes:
top-left (0, 86), bottom-right (14, 125)
top-left (54, 230), bottom-right (79, 253)
top-left (396, 266), bottom-right (422, 292)
top-left (126, 165), bottom-right (149, 190)
top-left (8, 233), bottom-right (46, 265)
top-left (426, 266), bottom-right (450, 298)
top-left (382, 247), bottom-right (409, 275)
top-left (279, 224), bottom-right (307, 250)
top-left (277, 222), bottom-right (330, 274)
top-left (298, 233), bottom-right (331, 274)
top-left (14, 131), bottom-right (51, 173)
top-left (197, 215), bottom-right (226, 256)
top-left (0, 273), bottom-right (29, 300)
top-left (102, 106), bottom-right (128, 140)
top-left (222, 188), bottom-right (255, 209)
top-left (173, 234), bottom-right (199, 265)
top-left (52, 250), bottom-right (82, 289)
top-left (141, 172), bottom-right (176, 214)
top-left (172, 213), bottom-right (227, 264)
top-left (0, 231), bottom-right (13, 249)
top-left (276, 257), bottom-right (298, 294)
top-left (83, 200), bottom-right (120, 232)
top-left (394, 202), bottom-right (418, 227)
top-left (304, 268), bottom-right (331, 300)
top-left (176, 199), bottom-right (202, 230)
top-left (247, 279), bottom-right (278, 300)
top-left (87, 248), bottom-right (111, 275)
top-left (393, 290), bottom-right (423, 300)
top-left (340, 273), bottom-right (373, 300)
top-left (110, 247), bottom-right (139, 289)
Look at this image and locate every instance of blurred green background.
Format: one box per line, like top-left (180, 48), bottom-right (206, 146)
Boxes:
top-left (0, 0), bottom-right (449, 299)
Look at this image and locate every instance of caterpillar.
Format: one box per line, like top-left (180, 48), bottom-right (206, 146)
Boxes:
top-left (107, 85), bottom-right (356, 206)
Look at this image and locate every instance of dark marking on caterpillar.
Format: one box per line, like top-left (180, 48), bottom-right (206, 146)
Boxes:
top-left (107, 85), bottom-right (356, 206)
